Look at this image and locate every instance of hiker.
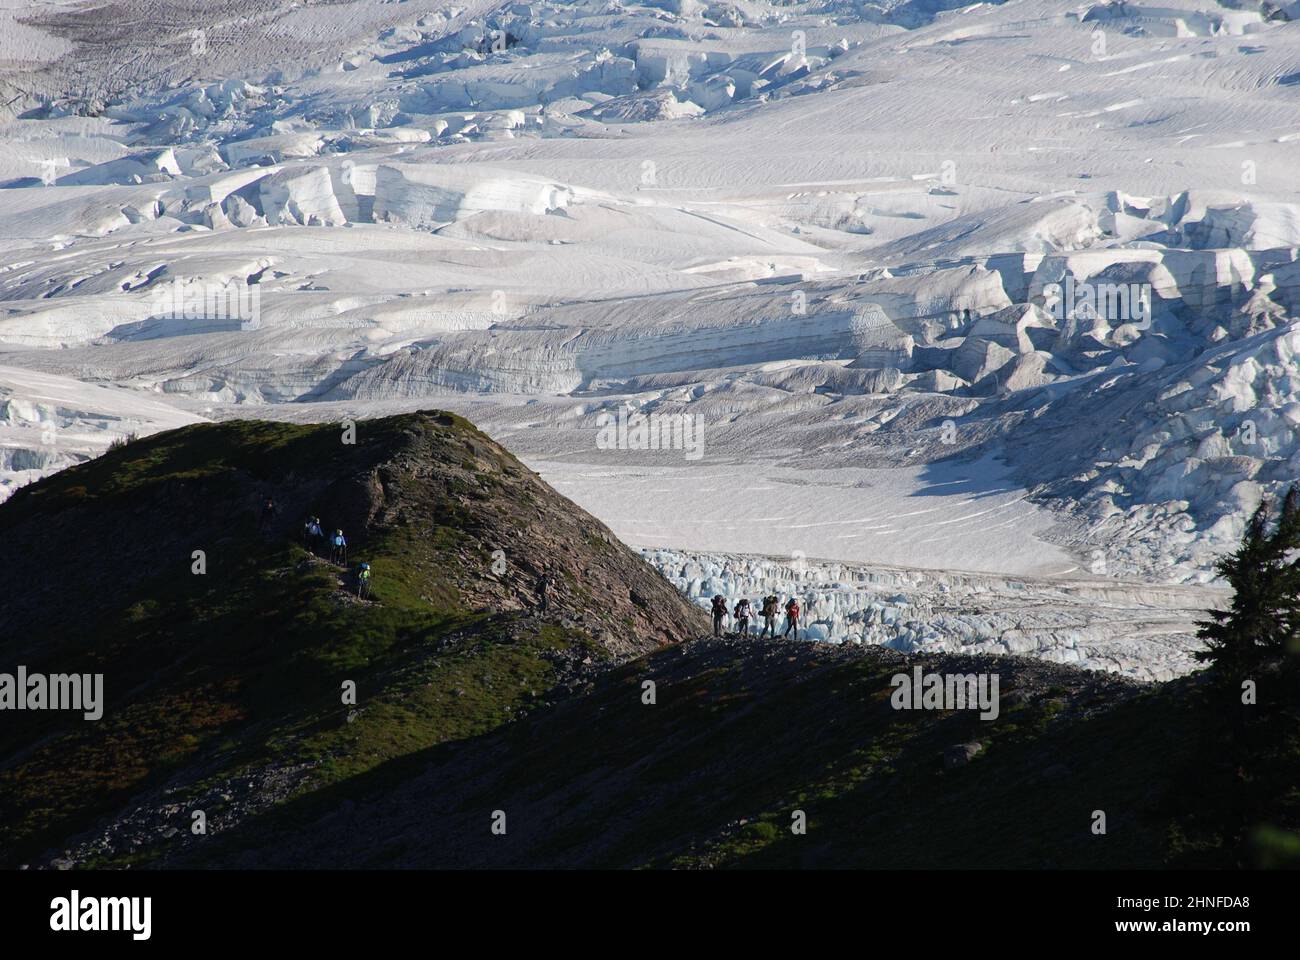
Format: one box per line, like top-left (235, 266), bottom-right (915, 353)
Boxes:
top-left (259, 496), bottom-right (278, 532)
top-left (710, 594), bottom-right (728, 637)
top-left (356, 562), bottom-right (372, 599)
top-left (304, 516), bottom-right (323, 553)
top-left (329, 529), bottom-right (348, 565)
top-left (759, 594), bottom-right (779, 639)
top-left (733, 597), bottom-right (752, 638)
top-left (536, 569), bottom-right (554, 614)
top-left (783, 596), bottom-right (801, 640)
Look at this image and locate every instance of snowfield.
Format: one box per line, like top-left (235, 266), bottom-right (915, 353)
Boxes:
top-left (0, 364), bottom-right (207, 499)
top-left (534, 456), bottom-right (1080, 576)
top-left (2, 0), bottom-right (1298, 673)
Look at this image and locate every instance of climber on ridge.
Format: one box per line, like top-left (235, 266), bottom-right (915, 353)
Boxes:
top-left (759, 594), bottom-right (779, 639)
top-left (304, 516), bottom-right (323, 554)
top-left (783, 596), bottom-right (801, 640)
top-left (330, 528), bottom-right (348, 565)
top-left (710, 594), bottom-right (728, 638)
top-left (733, 597), bottom-right (752, 639)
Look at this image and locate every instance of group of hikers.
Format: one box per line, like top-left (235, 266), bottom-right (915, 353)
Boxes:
top-left (261, 491), bottom-right (803, 625)
top-left (710, 593), bottom-right (803, 640)
top-left (302, 515), bottom-right (350, 564)
top-left (288, 506), bottom-right (371, 599)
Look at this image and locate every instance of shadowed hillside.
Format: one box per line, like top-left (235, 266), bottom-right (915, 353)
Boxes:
top-left (1, 411), bottom-right (1295, 870)
top-left (0, 410), bottom-right (705, 867)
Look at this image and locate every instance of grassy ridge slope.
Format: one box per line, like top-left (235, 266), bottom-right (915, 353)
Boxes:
top-left (0, 411), bottom-right (705, 867)
top-left (2, 411), bottom-right (1295, 870)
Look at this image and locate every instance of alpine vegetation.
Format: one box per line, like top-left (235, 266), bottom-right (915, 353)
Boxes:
top-left (0, 413), bottom-right (1296, 875)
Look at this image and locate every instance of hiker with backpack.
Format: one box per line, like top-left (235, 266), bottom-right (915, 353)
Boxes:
top-left (759, 594), bottom-right (779, 639)
top-left (733, 597), bottom-right (752, 638)
top-left (330, 529), bottom-right (348, 565)
top-left (304, 516), bottom-right (323, 554)
top-left (710, 594), bottom-right (728, 637)
top-left (356, 561), bottom-right (372, 599)
top-left (536, 569), bottom-right (554, 614)
top-left (783, 596), bottom-right (801, 640)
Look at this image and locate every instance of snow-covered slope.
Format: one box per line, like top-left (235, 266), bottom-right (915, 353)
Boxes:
top-left (1, 0), bottom-right (1297, 671)
top-left (0, 364), bottom-right (208, 498)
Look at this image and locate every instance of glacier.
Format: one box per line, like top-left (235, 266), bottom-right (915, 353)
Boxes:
top-left (2, 0), bottom-right (1299, 674)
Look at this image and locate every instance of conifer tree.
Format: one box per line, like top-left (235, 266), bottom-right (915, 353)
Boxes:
top-left (1196, 485), bottom-right (1300, 678)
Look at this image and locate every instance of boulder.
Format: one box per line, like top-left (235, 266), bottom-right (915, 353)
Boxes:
top-left (944, 742), bottom-right (984, 769)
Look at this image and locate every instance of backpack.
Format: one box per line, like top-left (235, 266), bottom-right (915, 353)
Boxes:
top-left (711, 596), bottom-right (726, 616)
top-left (334, 534), bottom-right (345, 547)
top-left (762, 596), bottom-right (777, 616)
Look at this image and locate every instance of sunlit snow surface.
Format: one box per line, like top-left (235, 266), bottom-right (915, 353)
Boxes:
top-left (3, 0), bottom-right (1299, 672)
top-left (536, 456), bottom-right (1078, 577)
